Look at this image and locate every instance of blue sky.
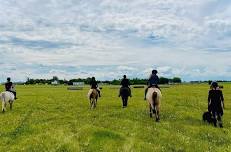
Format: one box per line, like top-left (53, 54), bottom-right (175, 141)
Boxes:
top-left (1, 0), bottom-right (231, 82)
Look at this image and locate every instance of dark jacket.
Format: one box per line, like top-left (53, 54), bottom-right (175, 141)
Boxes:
top-left (90, 80), bottom-right (98, 89)
top-left (121, 78), bottom-right (130, 88)
top-left (5, 82), bottom-right (13, 91)
top-left (148, 74), bottom-right (159, 86)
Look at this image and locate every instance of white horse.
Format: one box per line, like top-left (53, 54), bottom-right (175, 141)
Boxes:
top-left (146, 87), bottom-right (162, 122)
top-left (0, 91), bottom-right (15, 112)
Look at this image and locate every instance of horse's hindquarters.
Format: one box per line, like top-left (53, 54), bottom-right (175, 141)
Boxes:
top-left (120, 87), bottom-right (130, 107)
top-left (89, 89), bottom-right (98, 109)
top-left (146, 88), bottom-right (161, 121)
top-left (120, 87), bottom-right (130, 97)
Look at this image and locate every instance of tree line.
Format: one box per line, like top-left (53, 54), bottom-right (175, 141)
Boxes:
top-left (25, 76), bottom-right (182, 85)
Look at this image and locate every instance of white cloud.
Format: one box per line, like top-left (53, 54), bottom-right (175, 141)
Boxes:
top-left (1, 0), bottom-right (231, 82)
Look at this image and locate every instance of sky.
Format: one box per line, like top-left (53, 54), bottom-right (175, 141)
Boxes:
top-left (0, 0), bottom-right (231, 82)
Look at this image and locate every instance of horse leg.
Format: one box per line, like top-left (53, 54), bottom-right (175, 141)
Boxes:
top-left (217, 114), bottom-right (223, 128)
top-left (90, 99), bottom-right (94, 109)
top-left (93, 99), bottom-right (96, 109)
top-left (89, 99), bottom-right (92, 108)
top-left (212, 112), bottom-right (217, 127)
top-left (94, 98), bottom-right (97, 108)
top-left (154, 102), bottom-right (160, 122)
top-left (2, 101), bottom-right (5, 113)
top-left (152, 104), bottom-right (156, 114)
top-left (2, 93), bottom-right (6, 113)
top-left (156, 105), bottom-right (160, 122)
top-left (4, 102), bottom-right (7, 112)
top-left (122, 97), bottom-right (125, 107)
top-left (125, 97), bottom-right (128, 107)
top-left (149, 105), bottom-right (152, 118)
top-left (10, 101), bottom-right (13, 110)
top-left (152, 103), bottom-right (158, 121)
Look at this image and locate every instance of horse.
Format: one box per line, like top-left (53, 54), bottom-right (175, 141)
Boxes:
top-left (146, 87), bottom-right (162, 122)
top-left (0, 91), bottom-right (15, 113)
top-left (119, 87), bottom-right (131, 108)
top-left (88, 89), bottom-right (98, 109)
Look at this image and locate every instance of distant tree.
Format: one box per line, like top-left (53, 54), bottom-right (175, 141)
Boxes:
top-left (159, 77), bottom-right (169, 84)
top-left (24, 76), bottom-right (182, 85)
top-left (111, 79), bottom-right (120, 85)
top-left (85, 77), bottom-right (92, 84)
top-left (208, 80), bottom-right (212, 85)
top-left (52, 76), bottom-right (59, 81)
top-left (172, 77), bottom-right (182, 83)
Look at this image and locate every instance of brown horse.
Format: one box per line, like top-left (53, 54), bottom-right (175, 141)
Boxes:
top-left (146, 87), bottom-right (162, 122)
top-left (88, 89), bottom-right (99, 109)
top-left (119, 87), bottom-right (131, 108)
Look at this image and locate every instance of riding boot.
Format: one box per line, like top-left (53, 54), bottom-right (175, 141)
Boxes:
top-left (213, 119), bottom-right (217, 127)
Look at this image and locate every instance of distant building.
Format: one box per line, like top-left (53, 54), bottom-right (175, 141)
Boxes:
top-left (51, 80), bottom-right (59, 85)
top-left (73, 82), bottom-right (85, 86)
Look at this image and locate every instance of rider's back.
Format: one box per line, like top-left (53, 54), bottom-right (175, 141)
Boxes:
top-left (148, 74), bottom-right (159, 86)
top-left (121, 78), bottom-right (130, 87)
top-left (5, 82), bottom-right (13, 91)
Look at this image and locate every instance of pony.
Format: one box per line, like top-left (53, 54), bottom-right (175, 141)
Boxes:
top-left (146, 87), bottom-right (162, 122)
top-left (88, 89), bottom-right (99, 109)
top-left (119, 87), bottom-right (131, 108)
top-left (0, 91), bottom-right (15, 113)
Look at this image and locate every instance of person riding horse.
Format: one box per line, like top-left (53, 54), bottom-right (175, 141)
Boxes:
top-left (208, 81), bottom-right (224, 128)
top-left (119, 75), bottom-right (132, 97)
top-left (5, 77), bottom-right (17, 100)
top-left (89, 77), bottom-right (101, 97)
top-left (144, 70), bottom-right (160, 100)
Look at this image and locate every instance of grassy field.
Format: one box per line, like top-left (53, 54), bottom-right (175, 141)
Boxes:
top-left (0, 84), bottom-right (230, 152)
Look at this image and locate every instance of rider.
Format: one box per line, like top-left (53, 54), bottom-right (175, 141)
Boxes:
top-left (5, 77), bottom-right (17, 99)
top-left (119, 75), bottom-right (132, 97)
top-left (89, 77), bottom-right (101, 97)
top-left (144, 70), bottom-right (160, 100)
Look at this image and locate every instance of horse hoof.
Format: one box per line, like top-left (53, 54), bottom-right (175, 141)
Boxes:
top-left (156, 118), bottom-right (160, 122)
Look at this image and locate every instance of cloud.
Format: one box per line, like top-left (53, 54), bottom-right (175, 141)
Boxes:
top-left (0, 0), bottom-right (231, 82)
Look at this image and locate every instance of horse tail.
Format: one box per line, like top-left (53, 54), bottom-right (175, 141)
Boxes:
top-left (152, 91), bottom-right (157, 105)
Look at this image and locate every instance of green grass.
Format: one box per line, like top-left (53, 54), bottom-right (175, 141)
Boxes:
top-left (0, 84), bottom-right (230, 152)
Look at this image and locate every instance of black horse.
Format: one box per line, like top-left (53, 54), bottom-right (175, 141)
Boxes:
top-left (119, 87), bottom-right (131, 108)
